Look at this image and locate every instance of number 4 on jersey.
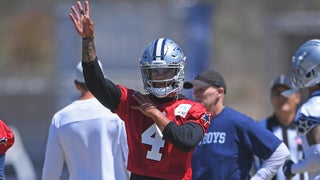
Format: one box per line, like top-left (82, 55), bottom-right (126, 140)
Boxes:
top-left (141, 123), bottom-right (165, 161)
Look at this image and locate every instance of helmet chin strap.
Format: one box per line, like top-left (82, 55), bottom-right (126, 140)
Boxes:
top-left (150, 86), bottom-right (174, 98)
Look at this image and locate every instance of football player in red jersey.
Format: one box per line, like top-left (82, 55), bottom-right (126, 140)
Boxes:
top-left (69, 1), bottom-right (212, 179)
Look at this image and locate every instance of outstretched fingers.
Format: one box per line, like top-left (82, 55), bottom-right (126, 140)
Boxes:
top-left (69, 6), bottom-right (78, 25)
top-left (132, 92), bottom-right (144, 104)
top-left (68, 1), bottom-right (94, 38)
top-left (76, 1), bottom-right (90, 17)
top-left (69, 5), bottom-right (82, 36)
top-left (85, 1), bottom-right (90, 17)
top-left (76, 1), bottom-right (84, 15)
top-left (132, 92), bottom-right (154, 109)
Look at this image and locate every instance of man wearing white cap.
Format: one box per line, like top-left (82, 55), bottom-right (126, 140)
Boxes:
top-left (42, 61), bottom-right (130, 180)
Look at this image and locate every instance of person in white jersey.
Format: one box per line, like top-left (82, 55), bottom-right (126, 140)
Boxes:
top-left (42, 61), bottom-right (130, 180)
top-left (282, 39), bottom-right (320, 180)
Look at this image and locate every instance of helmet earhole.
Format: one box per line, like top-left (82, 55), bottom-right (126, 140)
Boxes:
top-left (306, 70), bottom-right (315, 78)
top-left (306, 72), bottom-right (311, 78)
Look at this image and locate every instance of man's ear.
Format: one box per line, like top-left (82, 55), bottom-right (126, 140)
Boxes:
top-left (217, 87), bottom-right (224, 94)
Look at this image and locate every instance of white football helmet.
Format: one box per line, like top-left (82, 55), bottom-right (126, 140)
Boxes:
top-left (140, 38), bottom-right (186, 98)
top-left (291, 39), bottom-right (320, 88)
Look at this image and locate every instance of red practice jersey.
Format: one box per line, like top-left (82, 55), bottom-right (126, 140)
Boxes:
top-left (115, 85), bottom-right (211, 180)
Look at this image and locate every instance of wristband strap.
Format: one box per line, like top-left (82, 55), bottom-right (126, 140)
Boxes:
top-left (82, 37), bottom-right (94, 40)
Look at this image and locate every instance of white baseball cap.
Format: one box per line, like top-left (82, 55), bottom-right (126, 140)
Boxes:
top-left (75, 60), bottom-right (104, 83)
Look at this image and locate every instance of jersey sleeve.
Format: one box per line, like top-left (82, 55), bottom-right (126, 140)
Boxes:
top-left (42, 116), bottom-right (65, 179)
top-left (187, 102), bottom-right (212, 132)
top-left (0, 119), bottom-right (14, 154)
top-left (113, 85), bottom-right (138, 122)
top-left (240, 118), bottom-right (282, 160)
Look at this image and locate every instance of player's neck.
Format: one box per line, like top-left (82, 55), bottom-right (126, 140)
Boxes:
top-left (209, 100), bottom-right (225, 116)
top-left (80, 91), bottom-right (95, 100)
top-left (277, 112), bottom-right (295, 127)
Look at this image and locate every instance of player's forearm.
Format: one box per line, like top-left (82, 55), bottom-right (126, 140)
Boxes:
top-left (150, 110), bottom-right (171, 131)
top-left (292, 144), bottom-right (320, 174)
top-left (82, 37), bottom-right (96, 63)
top-left (252, 143), bottom-right (290, 180)
top-left (163, 122), bottom-right (204, 152)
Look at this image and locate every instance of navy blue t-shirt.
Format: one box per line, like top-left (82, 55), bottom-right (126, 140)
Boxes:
top-left (192, 107), bottom-right (281, 180)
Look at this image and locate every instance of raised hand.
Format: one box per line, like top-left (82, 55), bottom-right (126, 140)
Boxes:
top-left (131, 92), bottom-right (160, 118)
top-left (131, 91), bottom-right (170, 131)
top-left (69, 1), bottom-right (94, 38)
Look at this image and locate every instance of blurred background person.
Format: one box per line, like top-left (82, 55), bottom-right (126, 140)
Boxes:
top-left (256, 74), bottom-right (307, 180)
top-left (0, 117), bottom-right (15, 179)
top-left (184, 70), bottom-right (290, 180)
top-left (4, 125), bottom-right (35, 180)
top-left (42, 61), bottom-right (129, 180)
